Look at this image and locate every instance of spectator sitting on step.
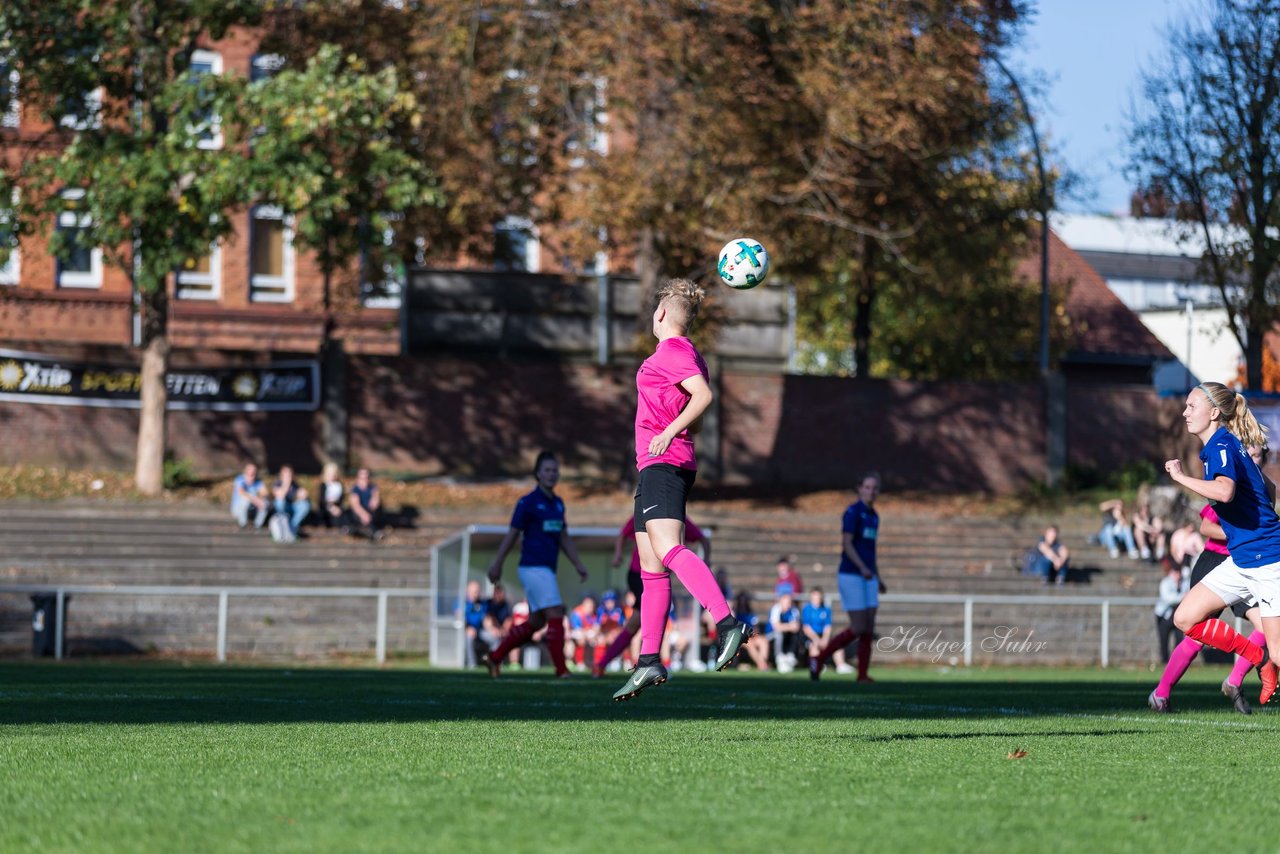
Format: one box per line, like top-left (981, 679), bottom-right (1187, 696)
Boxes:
top-left (271, 465), bottom-right (312, 537)
top-left (774, 555), bottom-right (804, 597)
top-left (1131, 484), bottom-right (1166, 562)
top-left (1031, 525), bottom-right (1071, 585)
top-left (317, 462), bottom-right (346, 530)
top-left (801, 587), bottom-right (851, 673)
top-left (463, 579), bottom-right (489, 668)
top-left (768, 592), bottom-right (803, 672)
top-left (730, 590), bottom-right (771, 671)
top-left (1168, 518), bottom-right (1205, 570)
top-left (1097, 498), bottom-right (1140, 559)
top-left (347, 467), bottom-right (385, 541)
top-left (231, 462), bottom-right (269, 530)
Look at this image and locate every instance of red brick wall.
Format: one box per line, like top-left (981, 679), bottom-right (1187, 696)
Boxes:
top-left (0, 350), bottom-right (1171, 492)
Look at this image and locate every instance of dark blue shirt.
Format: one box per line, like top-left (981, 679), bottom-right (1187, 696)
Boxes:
top-left (1200, 427), bottom-right (1280, 567)
top-left (486, 599), bottom-right (512, 625)
top-left (839, 501), bottom-right (879, 575)
top-left (351, 482), bottom-right (377, 512)
top-left (464, 599), bottom-right (488, 631)
top-left (510, 487), bottom-right (566, 571)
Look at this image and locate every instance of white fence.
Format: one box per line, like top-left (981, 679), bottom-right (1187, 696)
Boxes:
top-left (0, 583), bottom-right (430, 663)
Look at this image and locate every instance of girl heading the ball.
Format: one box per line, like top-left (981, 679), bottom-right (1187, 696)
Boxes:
top-left (612, 278), bottom-right (752, 701)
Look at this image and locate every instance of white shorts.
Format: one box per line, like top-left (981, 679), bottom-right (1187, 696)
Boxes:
top-left (838, 573), bottom-right (879, 612)
top-left (517, 565), bottom-right (563, 612)
top-left (1201, 556), bottom-right (1280, 618)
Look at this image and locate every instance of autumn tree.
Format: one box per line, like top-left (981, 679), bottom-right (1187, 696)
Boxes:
top-left (1128, 0), bottom-right (1280, 391)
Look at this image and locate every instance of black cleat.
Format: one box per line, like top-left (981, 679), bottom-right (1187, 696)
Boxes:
top-left (1222, 679), bottom-right (1252, 715)
top-left (714, 621), bottom-right (752, 671)
top-left (612, 663), bottom-right (668, 702)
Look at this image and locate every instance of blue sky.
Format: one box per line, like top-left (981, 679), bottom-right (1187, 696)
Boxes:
top-left (1008, 0), bottom-right (1194, 215)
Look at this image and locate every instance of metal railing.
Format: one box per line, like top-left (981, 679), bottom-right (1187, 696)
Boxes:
top-left (0, 584), bottom-right (431, 663)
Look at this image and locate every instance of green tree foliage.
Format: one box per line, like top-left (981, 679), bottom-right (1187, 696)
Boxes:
top-left (1127, 0), bottom-right (1280, 392)
top-left (0, 2), bottom-right (434, 493)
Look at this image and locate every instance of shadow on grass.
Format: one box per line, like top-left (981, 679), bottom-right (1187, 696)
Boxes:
top-left (0, 661), bottom-right (1250, 727)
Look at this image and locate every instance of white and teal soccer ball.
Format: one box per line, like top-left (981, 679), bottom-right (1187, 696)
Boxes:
top-left (717, 238), bottom-right (770, 290)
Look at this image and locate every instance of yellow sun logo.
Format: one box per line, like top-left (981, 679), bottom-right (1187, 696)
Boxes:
top-left (0, 360), bottom-right (23, 391)
top-left (232, 373), bottom-right (258, 399)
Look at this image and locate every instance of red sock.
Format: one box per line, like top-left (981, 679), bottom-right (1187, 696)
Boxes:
top-left (1185, 619), bottom-right (1264, 666)
top-left (598, 629), bottom-right (634, 670)
top-left (820, 627), bottom-right (857, 664)
top-left (574, 646), bottom-right (585, 666)
top-left (544, 618), bottom-right (569, 675)
top-left (856, 632), bottom-right (873, 679)
top-left (490, 620), bottom-right (537, 661)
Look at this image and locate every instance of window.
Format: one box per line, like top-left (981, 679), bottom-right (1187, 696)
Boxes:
top-left (189, 49), bottom-right (222, 149)
top-left (250, 54), bottom-right (285, 83)
top-left (58, 87), bottom-right (102, 131)
top-left (0, 197), bottom-right (17, 285)
top-left (494, 216), bottom-right (540, 272)
top-left (249, 205), bottom-right (294, 302)
top-left (0, 59), bottom-right (17, 129)
top-left (176, 241), bottom-right (221, 300)
top-left (55, 189), bottom-right (102, 288)
top-left (361, 225), bottom-right (404, 308)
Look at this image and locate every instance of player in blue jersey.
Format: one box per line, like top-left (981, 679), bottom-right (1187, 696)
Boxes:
top-left (482, 451), bottom-right (590, 678)
top-left (810, 472), bottom-right (887, 682)
top-left (1165, 382), bottom-right (1280, 705)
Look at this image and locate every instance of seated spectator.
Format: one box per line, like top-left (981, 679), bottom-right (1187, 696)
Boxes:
top-left (271, 465), bottom-right (312, 538)
top-left (347, 467), bottom-right (385, 541)
top-left (768, 592), bottom-right (803, 672)
top-left (801, 587), bottom-right (852, 673)
top-left (479, 583), bottom-right (513, 666)
top-left (1154, 559), bottom-right (1187, 662)
top-left (317, 462), bottom-right (346, 530)
top-left (1097, 498), bottom-right (1140, 559)
top-left (662, 603), bottom-right (690, 671)
top-left (730, 591), bottom-right (770, 671)
top-left (774, 556), bottom-right (804, 598)
top-left (463, 579), bottom-right (489, 668)
top-left (230, 462), bottom-right (269, 530)
top-left (1168, 519), bottom-right (1205, 570)
top-left (568, 595), bottom-right (601, 672)
top-left (1030, 525), bottom-right (1071, 585)
top-left (1131, 484), bottom-right (1166, 562)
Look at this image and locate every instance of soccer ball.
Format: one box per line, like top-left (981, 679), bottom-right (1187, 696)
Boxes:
top-left (717, 238), bottom-right (770, 290)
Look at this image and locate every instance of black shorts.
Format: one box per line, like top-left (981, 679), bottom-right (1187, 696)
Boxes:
top-left (628, 568), bottom-right (645, 606)
top-left (1189, 550), bottom-right (1252, 619)
top-left (633, 464), bottom-right (696, 532)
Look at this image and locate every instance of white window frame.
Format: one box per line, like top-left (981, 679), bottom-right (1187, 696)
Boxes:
top-left (249, 205), bottom-right (295, 303)
top-left (1, 63), bottom-right (18, 129)
top-left (494, 215), bottom-right (541, 273)
top-left (59, 87), bottom-right (102, 131)
top-left (250, 53), bottom-right (285, 83)
top-left (189, 49), bottom-right (223, 150)
top-left (176, 240), bottom-right (222, 300)
top-left (55, 189), bottom-right (102, 289)
top-left (0, 195), bottom-right (18, 285)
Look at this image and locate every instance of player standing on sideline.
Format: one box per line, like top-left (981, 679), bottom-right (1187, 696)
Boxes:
top-left (810, 472), bottom-right (887, 683)
top-left (611, 278), bottom-right (751, 702)
top-left (1148, 444), bottom-right (1273, 714)
top-left (595, 513), bottom-right (710, 677)
top-left (1164, 383), bottom-right (1280, 705)
top-left (482, 451), bottom-right (590, 679)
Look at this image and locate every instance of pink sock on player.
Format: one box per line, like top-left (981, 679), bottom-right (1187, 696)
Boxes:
top-left (1228, 630), bottom-right (1268, 688)
top-left (598, 628), bottom-right (634, 670)
top-left (662, 545), bottom-right (731, 623)
top-left (640, 570), bottom-right (671, 656)
top-left (1155, 636), bottom-right (1202, 698)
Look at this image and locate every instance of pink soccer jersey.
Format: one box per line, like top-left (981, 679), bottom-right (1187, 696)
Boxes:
top-left (634, 336), bottom-right (708, 471)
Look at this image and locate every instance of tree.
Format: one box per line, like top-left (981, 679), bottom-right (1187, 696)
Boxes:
top-left (1127, 0), bottom-right (1280, 391)
top-left (0, 4), bottom-right (432, 492)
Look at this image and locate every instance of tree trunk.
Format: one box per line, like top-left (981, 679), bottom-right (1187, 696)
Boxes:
top-left (134, 288), bottom-right (170, 496)
top-left (1245, 320), bottom-right (1264, 392)
top-left (853, 236), bottom-right (876, 378)
top-left (135, 335), bottom-right (170, 495)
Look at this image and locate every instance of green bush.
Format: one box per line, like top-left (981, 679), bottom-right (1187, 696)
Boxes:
top-left (162, 456), bottom-right (198, 490)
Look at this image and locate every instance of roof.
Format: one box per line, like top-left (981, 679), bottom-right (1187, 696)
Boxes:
top-left (1017, 228), bottom-right (1174, 363)
top-left (1051, 212), bottom-right (1219, 257)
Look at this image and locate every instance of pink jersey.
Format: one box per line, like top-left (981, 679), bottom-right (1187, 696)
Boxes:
top-left (1200, 504), bottom-right (1230, 555)
top-left (634, 336), bottom-right (708, 471)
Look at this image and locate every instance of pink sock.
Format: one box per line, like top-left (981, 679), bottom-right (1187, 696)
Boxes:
top-left (1155, 636), bottom-right (1202, 698)
top-left (640, 571), bottom-right (671, 656)
top-left (662, 545), bottom-right (731, 623)
top-left (1228, 630), bottom-right (1268, 687)
top-left (598, 628), bottom-right (634, 670)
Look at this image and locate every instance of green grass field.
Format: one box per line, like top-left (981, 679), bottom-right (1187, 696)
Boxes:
top-left (1, 661), bottom-right (1274, 853)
